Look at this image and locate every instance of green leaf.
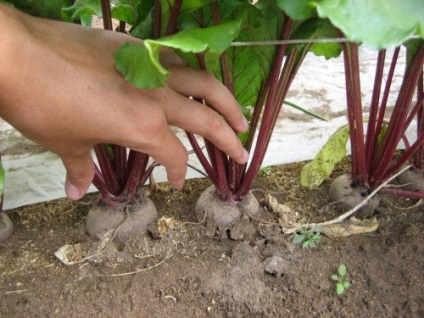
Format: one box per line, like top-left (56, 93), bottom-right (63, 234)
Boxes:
top-left (230, 0), bottom-right (283, 107)
top-left (115, 19), bottom-right (244, 89)
top-left (9, 0), bottom-right (62, 19)
top-left (343, 281), bottom-right (351, 289)
top-left (292, 234), bottom-right (305, 244)
top-left (115, 43), bottom-right (167, 88)
top-left (376, 122), bottom-right (388, 147)
top-left (311, 0), bottom-right (424, 49)
top-left (289, 18), bottom-right (341, 60)
top-left (176, 0), bottom-right (281, 107)
top-left (301, 125), bottom-right (350, 189)
top-left (180, 0), bottom-right (216, 13)
top-left (277, 0), bottom-right (315, 20)
top-left (62, 0), bottom-right (102, 20)
top-left (330, 274), bottom-right (339, 281)
top-left (130, 1), bottom-right (154, 39)
top-left (338, 264), bottom-right (347, 277)
top-left (104, 144), bottom-right (115, 160)
top-left (238, 130), bottom-right (250, 146)
top-left (0, 1), bottom-right (14, 7)
top-left (284, 100), bottom-right (328, 121)
top-left (111, 4), bottom-right (136, 24)
top-left (336, 282), bottom-right (345, 295)
top-left (404, 39), bottom-right (424, 67)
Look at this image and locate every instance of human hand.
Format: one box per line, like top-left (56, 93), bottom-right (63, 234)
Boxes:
top-left (0, 5), bottom-right (248, 200)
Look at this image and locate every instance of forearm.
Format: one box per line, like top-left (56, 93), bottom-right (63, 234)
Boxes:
top-left (0, 5), bottom-right (25, 118)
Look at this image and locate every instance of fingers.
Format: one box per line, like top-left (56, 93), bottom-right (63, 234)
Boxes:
top-left (165, 65), bottom-right (249, 133)
top-left (140, 128), bottom-right (188, 189)
top-left (162, 90), bottom-right (249, 165)
top-left (61, 151), bottom-right (95, 200)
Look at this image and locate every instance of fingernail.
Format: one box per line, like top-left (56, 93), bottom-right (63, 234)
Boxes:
top-left (243, 149), bottom-right (249, 163)
top-left (65, 181), bottom-right (81, 201)
top-left (241, 117), bottom-right (249, 131)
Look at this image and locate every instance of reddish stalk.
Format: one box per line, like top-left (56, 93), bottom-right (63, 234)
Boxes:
top-left (94, 145), bottom-right (119, 194)
top-left (380, 187), bottom-right (424, 199)
top-left (339, 39), bottom-right (424, 198)
top-left (153, 0), bottom-right (161, 39)
top-left (371, 45), bottom-right (424, 184)
top-left (414, 68), bottom-right (424, 169)
top-left (373, 48), bottom-right (400, 150)
top-left (165, 0), bottom-right (182, 35)
top-left (236, 18), bottom-right (294, 198)
top-left (100, 0), bottom-right (113, 31)
top-left (365, 50), bottom-right (386, 171)
top-left (91, 0), bottom-right (158, 205)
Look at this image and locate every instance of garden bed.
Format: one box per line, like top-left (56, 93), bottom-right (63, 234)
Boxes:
top-left (0, 161), bottom-right (422, 317)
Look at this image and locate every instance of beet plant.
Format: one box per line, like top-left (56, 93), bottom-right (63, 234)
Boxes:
top-left (112, 0), bottom-right (342, 236)
top-left (64, 0), bottom-right (161, 240)
top-left (2, 0), bottom-right (160, 240)
top-left (301, 0), bottom-right (424, 212)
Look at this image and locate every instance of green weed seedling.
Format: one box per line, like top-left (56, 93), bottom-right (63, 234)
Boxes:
top-left (259, 166), bottom-right (272, 176)
top-left (292, 228), bottom-right (321, 249)
top-left (331, 264), bottom-right (351, 295)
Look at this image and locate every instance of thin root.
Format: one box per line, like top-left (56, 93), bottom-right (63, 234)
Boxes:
top-left (284, 165), bottom-right (413, 234)
top-left (98, 252), bottom-right (172, 278)
top-left (180, 209), bottom-right (207, 226)
top-left (385, 198), bottom-right (423, 210)
top-left (59, 211), bottom-right (129, 265)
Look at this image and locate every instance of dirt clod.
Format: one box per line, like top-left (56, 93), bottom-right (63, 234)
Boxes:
top-left (263, 255), bottom-right (289, 277)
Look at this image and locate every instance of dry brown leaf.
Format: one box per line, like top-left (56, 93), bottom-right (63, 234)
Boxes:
top-left (265, 194), bottom-right (298, 224)
top-left (54, 244), bottom-right (85, 265)
top-left (319, 217), bottom-right (379, 238)
top-left (157, 217), bottom-right (177, 235)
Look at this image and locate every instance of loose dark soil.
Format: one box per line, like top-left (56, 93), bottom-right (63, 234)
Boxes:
top-left (0, 161), bottom-right (423, 317)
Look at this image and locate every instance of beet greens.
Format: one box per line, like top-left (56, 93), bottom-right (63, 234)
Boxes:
top-left (301, 0), bottom-right (424, 199)
top-left (114, 0), bottom-right (341, 203)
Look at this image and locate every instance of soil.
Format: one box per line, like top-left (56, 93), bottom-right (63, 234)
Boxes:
top-left (0, 161), bottom-right (423, 318)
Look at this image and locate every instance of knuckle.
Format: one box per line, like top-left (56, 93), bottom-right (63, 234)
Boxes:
top-left (201, 73), bottom-right (220, 91)
top-left (206, 112), bottom-right (225, 133)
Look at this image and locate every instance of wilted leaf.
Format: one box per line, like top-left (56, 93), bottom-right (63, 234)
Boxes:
top-left (301, 125), bottom-right (350, 189)
top-left (319, 217), bottom-right (379, 238)
top-left (157, 217), bottom-right (177, 235)
top-left (54, 244), bottom-right (86, 265)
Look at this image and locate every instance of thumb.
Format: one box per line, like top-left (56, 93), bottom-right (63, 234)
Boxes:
top-left (61, 151), bottom-right (95, 201)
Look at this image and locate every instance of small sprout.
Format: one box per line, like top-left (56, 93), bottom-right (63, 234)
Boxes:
top-left (259, 166), bottom-right (271, 176)
top-left (292, 228), bottom-right (321, 249)
top-left (331, 264), bottom-right (351, 295)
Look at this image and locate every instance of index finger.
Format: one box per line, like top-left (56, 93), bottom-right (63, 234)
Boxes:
top-left (165, 65), bottom-right (249, 133)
